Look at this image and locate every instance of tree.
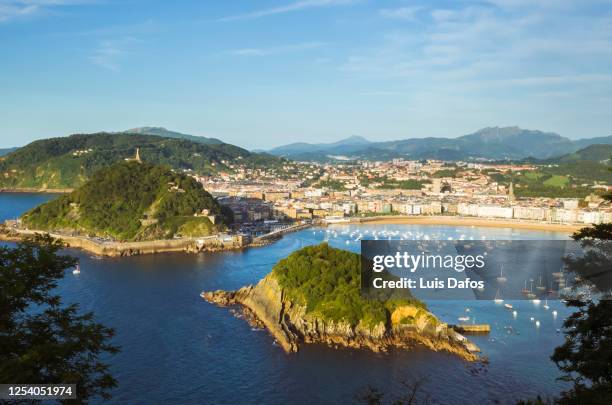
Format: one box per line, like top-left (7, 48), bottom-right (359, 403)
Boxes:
top-left (0, 235), bottom-right (119, 401)
top-left (549, 223), bottom-right (612, 404)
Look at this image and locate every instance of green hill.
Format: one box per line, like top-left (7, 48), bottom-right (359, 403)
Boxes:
top-left (555, 144), bottom-right (612, 163)
top-left (0, 132), bottom-right (282, 189)
top-left (272, 243), bottom-right (426, 328)
top-left (123, 126), bottom-right (224, 145)
top-left (22, 161), bottom-right (232, 241)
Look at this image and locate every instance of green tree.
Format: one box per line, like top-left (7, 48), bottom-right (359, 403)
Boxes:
top-left (0, 235), bottom-right (119, 401)
top-left (550, 223), bottom-right (612, 405)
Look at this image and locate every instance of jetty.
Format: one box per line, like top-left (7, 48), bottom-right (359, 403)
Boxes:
top-left (250, 222), bottom-right (311, 245)
top-left (451, 324), bottom-right (491, 334)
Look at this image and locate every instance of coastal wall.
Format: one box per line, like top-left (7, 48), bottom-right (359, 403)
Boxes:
top-left (0, 227), bottom-right (247, 257)
top-left (0, 187), bottom-right (73, 193)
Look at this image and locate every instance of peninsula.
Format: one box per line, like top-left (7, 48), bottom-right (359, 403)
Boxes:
top-left (202, 243), bottom-right (480, 361)
top-left (0, 160), bottom-right (246, 255)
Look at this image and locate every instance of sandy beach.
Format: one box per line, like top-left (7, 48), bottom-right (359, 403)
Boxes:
top-left (353, 215), bottom-right (582, 234)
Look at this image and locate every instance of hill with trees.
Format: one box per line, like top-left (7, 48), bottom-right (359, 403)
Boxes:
top-left (22, 161), bottom-right (232, 241)
top-left (0, 132), bottom-right (283, 189)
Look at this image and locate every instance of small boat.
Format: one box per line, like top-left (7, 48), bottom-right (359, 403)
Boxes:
top-left (543, 299), bottom-right (550, 310)
top-left (496, 264), bottom-right (507, 283)
top-left (536, 276), bottom-right (546, 291)
top-left (521, 280), bottom-right (530, 295)
top-left (525, 280), bottom-right (536, 299)
top-left (458, 316), bottom-right (470, 322)
top-left (72, 264), bottom-right (81, 275)
top-left (504, 303), bottom-right (513, 310)
top-left (494, 288), bottom-right (504, 304)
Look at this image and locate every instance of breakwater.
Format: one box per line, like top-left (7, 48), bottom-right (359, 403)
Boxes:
top-left (0, 227), bottom-right (247, 256)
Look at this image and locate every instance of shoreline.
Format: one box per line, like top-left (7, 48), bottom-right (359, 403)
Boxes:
top-left (0, 187), bottom-right (73, 194)
top-left (349, 215), bottom-right (582, 233)
top-left (1, 216), bottom-right (582, 256)
top-left (0, 228), bottom-right (247, 257)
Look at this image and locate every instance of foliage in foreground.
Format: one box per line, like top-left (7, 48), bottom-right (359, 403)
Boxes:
top-left (549, 222), bottom-right (612, 405)
top-left (0, 235), bottom-right (119, 401)
top-left (272, 243), bottom-right (425, 328)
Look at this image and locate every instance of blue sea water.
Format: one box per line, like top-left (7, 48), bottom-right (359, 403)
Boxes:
top-left (1, 193), bottom-right (574, 404)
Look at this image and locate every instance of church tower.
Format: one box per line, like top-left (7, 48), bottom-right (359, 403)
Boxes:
top-left (508, 181), bottom-right (515, 201)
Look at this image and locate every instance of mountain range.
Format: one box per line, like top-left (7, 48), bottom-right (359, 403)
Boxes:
top-left (267, 127), bottom-right (612, 161)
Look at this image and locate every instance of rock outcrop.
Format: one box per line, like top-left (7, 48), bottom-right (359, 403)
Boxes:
top-left (202, 274), bottom-right (480, 361)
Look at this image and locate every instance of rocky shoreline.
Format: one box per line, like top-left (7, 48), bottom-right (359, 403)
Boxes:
top-left (202, 274), bottom-right (480, 361)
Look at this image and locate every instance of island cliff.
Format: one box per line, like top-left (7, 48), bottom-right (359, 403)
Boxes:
top-left (202, 243), bottom-right (480, 361)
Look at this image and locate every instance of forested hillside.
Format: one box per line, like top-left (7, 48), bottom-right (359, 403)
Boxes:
top-left (0, 132), bottom-right (282, 189)
top-left (22, 161), bottom-right (232, 241)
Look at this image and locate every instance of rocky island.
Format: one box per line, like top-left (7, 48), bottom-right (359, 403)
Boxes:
top-left (203, 243), bottom-right (480, 361)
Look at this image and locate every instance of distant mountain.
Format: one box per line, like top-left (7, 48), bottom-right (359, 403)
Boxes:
top-left (269, 135), bottom-right (371, 157)
top-left (269, 127), bottom-right (612, 162)
top-left (0, 147), bottom-right (18, 157)
top-left (124, 127), bottom-right (224, 145)
top-left (0, 132), bottom-right (282, 190)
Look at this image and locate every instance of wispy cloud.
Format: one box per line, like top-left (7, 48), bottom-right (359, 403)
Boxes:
top-left (378, 7), bottom-right (421, 20)
top-left (228, 42), bottom-right (325, 56)
top-left (218, 0), bottom-right (356, 22)
top-left (0, 0), bottom-right (94, 23)
top-left (89, 37), bottom-right (137, 72)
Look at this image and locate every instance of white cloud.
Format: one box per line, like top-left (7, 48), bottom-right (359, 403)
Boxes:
top-left (228, 42), bottom-right (325, 56)
top-left (218, 0), bottom-right (356, 22)
top-left (0, 0), bottom-right (94, 22)
top-left (379, 7), bottom-right (421, 20)
top-left (89, 37), bottom-right (137, 72)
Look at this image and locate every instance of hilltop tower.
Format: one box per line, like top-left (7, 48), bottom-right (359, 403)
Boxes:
top-left (135, 147), bottom-right (142, 163)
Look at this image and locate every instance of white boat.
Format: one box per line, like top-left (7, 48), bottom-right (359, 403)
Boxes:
top-left (536, 275), bottom-right (546, 291)
top-left (504, 303), bottom-right (513, 310)
top-left (458, 316), bottom-right (470, 322)
top-left (543, 299), bottom-right (550, 310)
top-left (496, 264), bottom-right (507, 283)
top-left (494, 288), bottom-right (504, 304)
top-left (72, 264), bottom-right (81, 275)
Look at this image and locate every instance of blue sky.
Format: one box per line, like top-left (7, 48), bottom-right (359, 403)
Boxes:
top-left (1, 0), bottom-right (611, 149)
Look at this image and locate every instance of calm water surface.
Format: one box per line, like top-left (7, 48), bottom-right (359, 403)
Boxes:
top-left (1, 193), bottom-right (573, 404)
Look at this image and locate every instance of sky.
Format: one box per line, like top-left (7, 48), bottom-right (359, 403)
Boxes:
top-left (0, 0), bottom-right (611, 149)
